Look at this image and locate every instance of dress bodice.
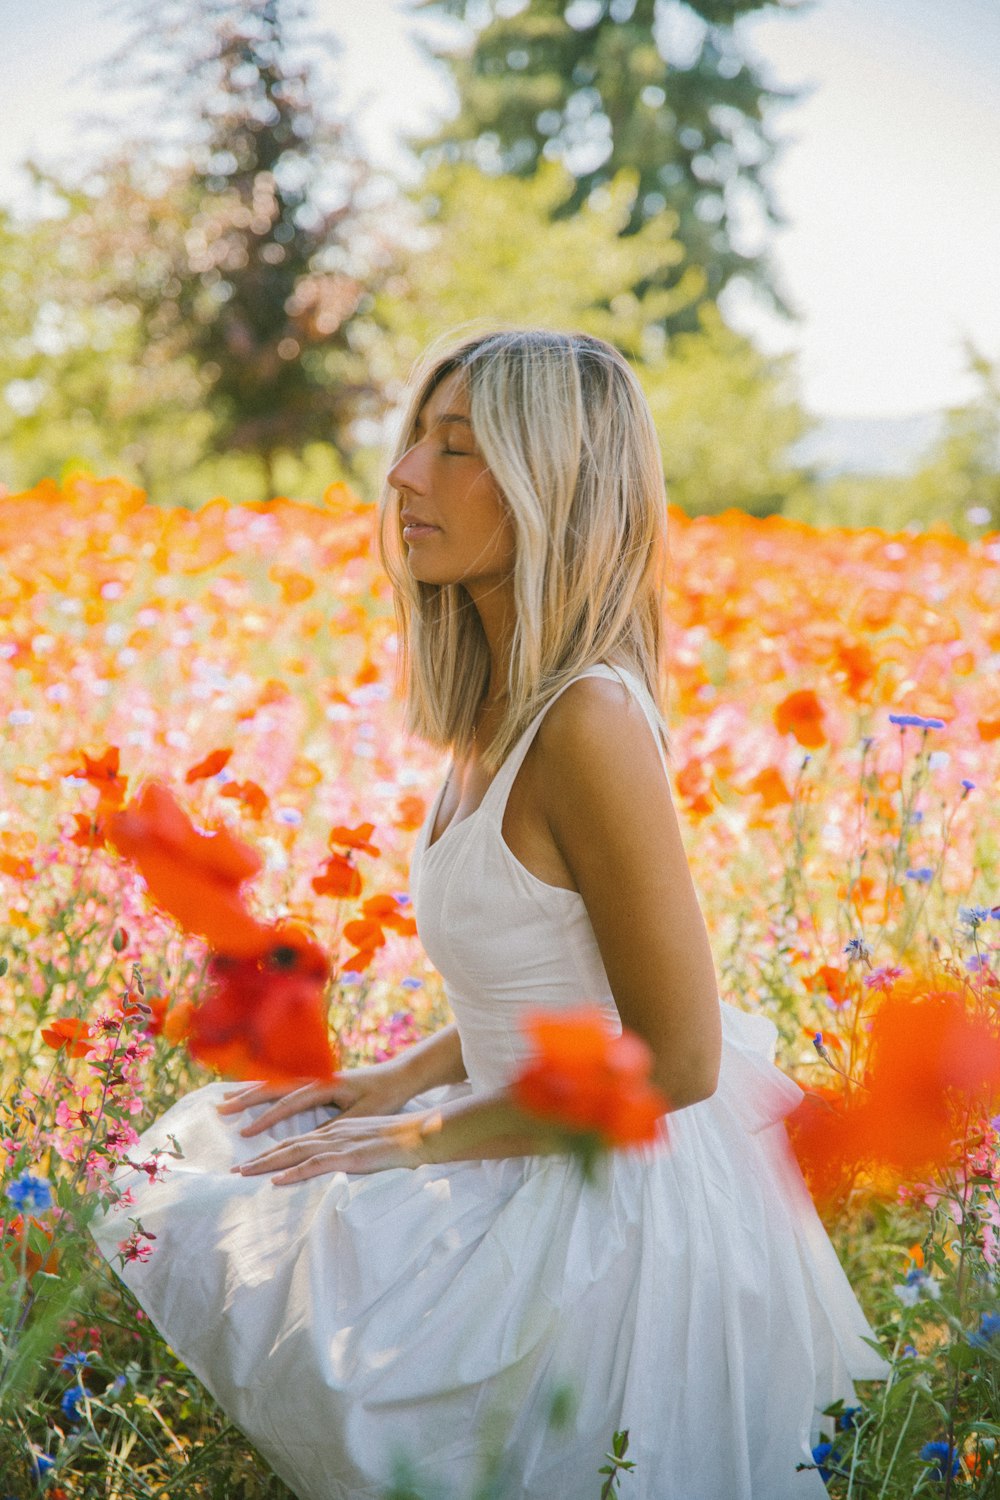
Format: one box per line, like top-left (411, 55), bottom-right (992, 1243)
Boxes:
top-left (409, 663), bottom-right (655, 1092)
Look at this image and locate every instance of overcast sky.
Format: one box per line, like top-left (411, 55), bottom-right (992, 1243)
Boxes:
top-left (4, 0), bottom-right (999, 421)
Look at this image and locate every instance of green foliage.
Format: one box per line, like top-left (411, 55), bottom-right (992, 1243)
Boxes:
top-left (374, 158), bottom-right (810, 516)
top-left (412, 0), bottom-right (802, 331)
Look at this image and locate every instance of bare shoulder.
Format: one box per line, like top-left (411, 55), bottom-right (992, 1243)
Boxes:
top-left (535, 673), bottom-right (667, 808)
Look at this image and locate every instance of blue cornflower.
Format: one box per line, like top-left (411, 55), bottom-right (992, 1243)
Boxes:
top-left (967, 954), bottom-right (995, 973)
top-left (844, 937), bottom-right (871, 963)
top-left (888, 713), bottom-right (945, 730)
top-left (891, 712), bottom-right (945, 729)
top-left (30, 1452), bottom-right (55, 1476)
top-left (60, 1385), bottom-right (86, 1424)
top-left (959, 905), bottom-right (993, 928)
top-left (961, 779), bottom-right (975, 791)
top-left (400, 977), bottom-right (423, 990)
top-left (919, 1441), bottom-right (959, 1479)
top-left (968, 1312), bottom-right (1000, 1348)
top-left (393, 892), bottom-right (412, 907)
top-left (905, 867), bottom-right (934, 882)
top-left (58, 1351), bottom-right (91, 1373)
top-left (837, 1406), bottom-right (862, 1431)
top-left (6, 1173), bottom-right (52, 1213)
top-left (811, 1442), bottom-right (841, 1484)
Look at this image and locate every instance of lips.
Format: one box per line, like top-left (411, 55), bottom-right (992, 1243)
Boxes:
top-left (401, 512), bottom-right (439, 528)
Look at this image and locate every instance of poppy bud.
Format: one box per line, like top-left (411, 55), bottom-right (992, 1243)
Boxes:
top-left (112, 927), bottom-right (129, 953)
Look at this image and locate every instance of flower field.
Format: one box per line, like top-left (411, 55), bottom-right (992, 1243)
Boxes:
top-left (1, 474), bottom-right (999, 1497)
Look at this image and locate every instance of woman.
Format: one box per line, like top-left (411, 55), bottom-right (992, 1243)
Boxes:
top-left (92, 327), bottom-right (887, 1499)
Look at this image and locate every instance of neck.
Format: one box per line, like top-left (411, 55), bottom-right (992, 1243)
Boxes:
top-left (462, 577), bottom-right (517, 702)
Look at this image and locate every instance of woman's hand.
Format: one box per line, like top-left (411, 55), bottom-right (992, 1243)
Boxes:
top-left (230, 1111), bottom-right (429, 1185)
top-left (215, 1059), bottom-right (417, 1139)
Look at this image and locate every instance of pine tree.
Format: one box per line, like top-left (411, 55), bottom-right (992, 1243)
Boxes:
top-left (411, 0), bottom-right (802, 333)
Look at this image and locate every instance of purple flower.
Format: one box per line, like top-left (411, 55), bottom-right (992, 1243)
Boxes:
top-left (905, 867), bottom-right (934, 883)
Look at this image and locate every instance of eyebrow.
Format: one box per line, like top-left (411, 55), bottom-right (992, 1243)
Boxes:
top-left (413, 411), bottom-right (472, 433)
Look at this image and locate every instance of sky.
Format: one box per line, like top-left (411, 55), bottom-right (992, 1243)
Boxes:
top-left (3, 0), bottom-right (999, 421)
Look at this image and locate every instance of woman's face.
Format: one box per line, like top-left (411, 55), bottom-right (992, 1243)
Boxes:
top-left (387, 369), bottom-right (515, 593)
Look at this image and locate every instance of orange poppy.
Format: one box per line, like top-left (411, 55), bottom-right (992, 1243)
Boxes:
top-left (219, 779), bottom-right (270, 818)
top-left (329, 822), bottom-right (381, 857)
top-left (789, 982), bottom-right (1000, 1205)
top-left (513, 1006), bottom-right (669, 1148)
top-left (40, 1017), bottom-right (95, 1057)
top-left (185, 748), bottom-right (233, 783)
top-left (360, 895), bottom-right (417, 936)
top-left (68, 746), bottom-right (128, 810)
top-left (774, 689), bottom-right (827, 748)
top-left (1, 1215), bottom-right (60, 1278)
top-left (394, 795), bottom-right (427, 831)
top-left (107, 782), bottom-right (272, 957)
top-left (312, 853), bottom-right (363, 899)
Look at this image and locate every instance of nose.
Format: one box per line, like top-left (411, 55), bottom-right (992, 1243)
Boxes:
top-left (387, 441), bottom-right (427, 495)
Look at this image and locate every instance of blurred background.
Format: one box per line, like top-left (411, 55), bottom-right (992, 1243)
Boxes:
top-left (1, 0), bottom-right (998, 534)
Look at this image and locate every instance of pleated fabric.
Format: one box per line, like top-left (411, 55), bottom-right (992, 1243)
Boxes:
top-left (91, 663), bottom-right (887, 1499)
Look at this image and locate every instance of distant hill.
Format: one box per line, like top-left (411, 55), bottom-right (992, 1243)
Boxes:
top-left (788, 410), bottom-right (946, 478)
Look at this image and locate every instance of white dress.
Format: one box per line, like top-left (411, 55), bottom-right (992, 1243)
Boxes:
top-left (90, 663), bottom-right (888, 1500)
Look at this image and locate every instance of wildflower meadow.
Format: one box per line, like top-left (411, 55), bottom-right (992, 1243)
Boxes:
top-left (1, 473), bottom-right (999, 1497)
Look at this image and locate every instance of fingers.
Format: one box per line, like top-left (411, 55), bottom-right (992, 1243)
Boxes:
top-left (216, 1080), bottom-right (311, 1115)
top-left (216, 1080), bottom-right (337, 1136)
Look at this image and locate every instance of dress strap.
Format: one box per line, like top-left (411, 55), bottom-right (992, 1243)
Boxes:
top-left (480, 662), bottom-right (659, 824)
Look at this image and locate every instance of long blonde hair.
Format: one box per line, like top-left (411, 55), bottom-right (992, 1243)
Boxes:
top-left (377, 325), bottom-right (672, 774)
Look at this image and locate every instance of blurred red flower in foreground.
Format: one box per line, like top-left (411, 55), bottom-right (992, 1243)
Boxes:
top-left (108, 783), bottom-right (337, 1082)
top-left (513, 1005), bottom-right (669, 1151)
top-left (189, 925), bottom-right (337, 1083)
top-left (107, 782), bottom-right (272, 957)
top-left (788, 977), bottom-right (1000, 1206)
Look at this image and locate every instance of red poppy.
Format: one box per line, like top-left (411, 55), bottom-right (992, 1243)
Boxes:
top-left (107, 782), bottom-right (272, 957)
top-left (513, 1006), bottom-right (669, 1148)
top-left (186, 925), bottom-right (336, 1082)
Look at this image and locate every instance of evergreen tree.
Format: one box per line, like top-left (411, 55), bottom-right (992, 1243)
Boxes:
top-left (93, 0), bottom-right (389, 498)
top-left (411, 0), bottom-right (802, 333)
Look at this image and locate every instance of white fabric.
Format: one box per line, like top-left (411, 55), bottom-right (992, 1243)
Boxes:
top-left (91, 663), bottom-right (888, 1499)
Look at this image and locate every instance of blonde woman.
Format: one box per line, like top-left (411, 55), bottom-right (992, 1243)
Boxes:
top-left (92, 328), bottom-right (886, 1498)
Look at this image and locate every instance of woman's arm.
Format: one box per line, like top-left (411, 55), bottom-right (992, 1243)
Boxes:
top-left (536, 675), bottom-right (722, 1109)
